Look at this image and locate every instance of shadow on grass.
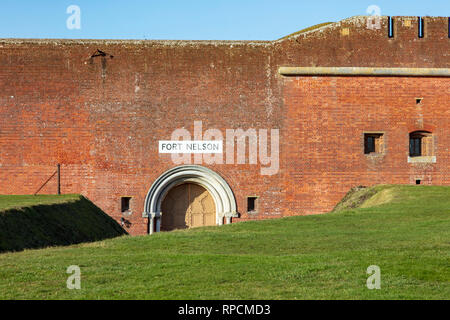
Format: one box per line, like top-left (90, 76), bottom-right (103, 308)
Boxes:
top-left (0, 196), bottom-right (127, 253)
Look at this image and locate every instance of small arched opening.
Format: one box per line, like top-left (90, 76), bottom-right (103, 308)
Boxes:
top-left (409, 130), bottom-right (433, 157)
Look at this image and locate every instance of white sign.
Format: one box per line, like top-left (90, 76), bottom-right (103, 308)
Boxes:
top-left (159, 140), bottom-right (223, 154)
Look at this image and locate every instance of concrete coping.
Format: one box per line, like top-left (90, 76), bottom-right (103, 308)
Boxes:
top-left (407, 156), bottom-right (436, 163)
top-left (278, 67), bottom-right (450, 77)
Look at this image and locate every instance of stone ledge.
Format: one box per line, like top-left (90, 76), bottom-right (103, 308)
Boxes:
top-left (279, 67), bottom-right (450, 77)
top-left (408, 156), bottom-right (436, 163)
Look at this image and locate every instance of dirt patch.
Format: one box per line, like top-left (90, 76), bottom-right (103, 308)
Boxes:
top-left (333, 186), bottom-right (378, 212)
top-left (360, 187), bottom-right (395, 208)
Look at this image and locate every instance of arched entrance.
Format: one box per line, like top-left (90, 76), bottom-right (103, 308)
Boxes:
top-left (143, 165), bottom-right (238, 234)
top-left (161, 183), bottom-right (216, 231)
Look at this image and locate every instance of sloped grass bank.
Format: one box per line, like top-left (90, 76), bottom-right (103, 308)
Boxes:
top-left (0, 185), bottom-right (448, 299)
top-left (0, 195), bottom-right (127, 253)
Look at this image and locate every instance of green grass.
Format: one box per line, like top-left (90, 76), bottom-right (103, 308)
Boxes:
top-left (0, 185), bottom-right (449, 299)
top-left (0, 195), bottom-right (127, 253)
top-left (0, 194), bottom-right (80, 211)
top-left (278, 22), bottom-right (333, 40)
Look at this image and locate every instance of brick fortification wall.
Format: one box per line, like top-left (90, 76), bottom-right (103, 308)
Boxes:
top-left (0, 16), bottom-right (448, 234)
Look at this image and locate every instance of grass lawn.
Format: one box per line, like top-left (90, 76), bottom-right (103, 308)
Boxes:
top-left (0, 194), bottom-right (80, 211)
top-left (0, 185), bottom-right (449, 299)
top-left (0, 195), bottom-right (126, 253)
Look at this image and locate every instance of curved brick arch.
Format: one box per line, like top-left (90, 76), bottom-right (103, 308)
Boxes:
top-left (143, 165), bottom-right (238, 234)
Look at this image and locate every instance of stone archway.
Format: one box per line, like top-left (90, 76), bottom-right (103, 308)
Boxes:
top-left (143, 165), bottom-right (238, 234)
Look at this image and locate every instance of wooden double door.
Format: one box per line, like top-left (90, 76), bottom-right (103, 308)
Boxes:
top-left (161, 183), bottom-right (216, 231)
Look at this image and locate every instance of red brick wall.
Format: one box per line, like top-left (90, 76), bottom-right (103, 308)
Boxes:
top-left (274, 16), bottom-right (450, 68)
top-left (282, 76), bottom-right (449, 215)
top-left (0, 16), bottom-right (448, 235)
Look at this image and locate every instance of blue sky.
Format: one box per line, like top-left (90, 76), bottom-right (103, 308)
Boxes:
top-left (0, 0), bottom-right (448, 40)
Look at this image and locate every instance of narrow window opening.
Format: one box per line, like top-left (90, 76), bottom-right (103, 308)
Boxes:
top-left (418, 17), bottom-right (424, 38)
top-left (410, 137), bottom-right (422, 157)
top-left (416, 179), bottom-right (422, 185)
top-left (409, 131), bottom-right (433, 157)
top-left (364, 133), bottom-right (384, 154)
top-left (388, 17), bottom-right (394, 38)
top-left (448, 17), bottom-right (450, 38)
top-left (121, 197), bottom-right (131, 213)
top-left (247, 197), bottom-right (257, 213)
top-left (416, 98), bottom-right (423, 105)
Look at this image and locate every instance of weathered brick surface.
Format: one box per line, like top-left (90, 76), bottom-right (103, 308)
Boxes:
top-left (282, 76), bottom-right (449, 215)
top-left (0, 16), bottom-right (448, 235)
